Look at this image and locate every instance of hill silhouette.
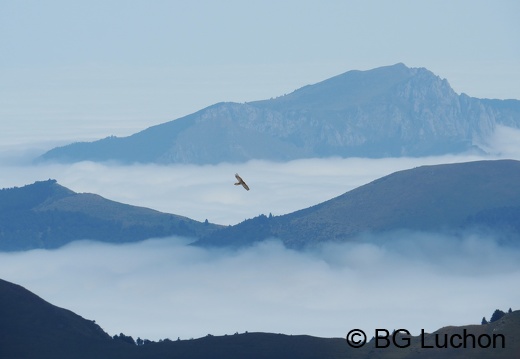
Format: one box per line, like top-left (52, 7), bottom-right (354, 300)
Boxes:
top-left (195, 160), bottom-right (520, 248)
top-left (37, 63), bottom-right (520, 164)
top-left (4, 160), bottom-right (519, 252)
top-left (0, 179), bottom-right (222, 251)
top-left (1, 277), bottom-right (518, 358)
top-left (0, 278), bottom-right (121, 359)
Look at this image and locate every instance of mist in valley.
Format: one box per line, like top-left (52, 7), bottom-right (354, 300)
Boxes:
top-left (0, 232), bottom-right (518, 341)
top-left (0, 126), bottom-right (519, 341)
top-left (1, 125), bottom-right (519, 225)
top-left (2, 1), bottom-right (520, 350)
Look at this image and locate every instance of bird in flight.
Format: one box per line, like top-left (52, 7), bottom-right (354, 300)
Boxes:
top-left (234, 173), bottom-right (250, 191)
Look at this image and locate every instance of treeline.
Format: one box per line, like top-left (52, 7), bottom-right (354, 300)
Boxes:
top-left (481, 308), bottom-right (513, 325)
top-left (113, 333), bottom-right (174, 346)
top-left (0, 179), bottom-right (65, 211)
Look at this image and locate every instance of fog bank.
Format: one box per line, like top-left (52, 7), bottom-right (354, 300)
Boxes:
top-left (0, 233), bottom-right (518, 341)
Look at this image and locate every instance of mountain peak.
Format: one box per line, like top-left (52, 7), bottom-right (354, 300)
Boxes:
top-left (0, 179), bottom-right (74, 211)
top-left (253, 62), bottom-right (420, 111)
top-left (37, 64), bottom-right (520, 164)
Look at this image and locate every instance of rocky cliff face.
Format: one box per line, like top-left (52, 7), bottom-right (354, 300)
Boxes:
top-left (38, 63), bottom-right (519, 164)
top-left (236, 65), bottom-right (498, 158)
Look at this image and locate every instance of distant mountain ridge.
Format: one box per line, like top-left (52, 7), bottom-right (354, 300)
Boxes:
top-left (0, 179), bottom-right (222, 251)
top-left (5, 160), bottom-right (519, 251)
top-left (1, 277), bottom-right (518, 358)
top-left (5, 160), bottom-right (520, 251)
top-left (37, 63), bottom-right (520, 164)
top-left (195, 160), bottom-right (520, 248)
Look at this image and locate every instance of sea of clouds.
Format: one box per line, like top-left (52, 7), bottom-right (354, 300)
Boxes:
top-left (0, 125), bottom-right (519, 340)
top-left (0, 234), bottom-right (519, 341)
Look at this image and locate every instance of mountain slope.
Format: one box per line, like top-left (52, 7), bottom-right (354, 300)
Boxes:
top-left (362, 312), bottom-right (519, 359)
top-left (1, 277), bottom-right (518, 359)
top-left (0, 179), bottom-right (222, 251)
top-left (195, 160), bottom-right (520, 248)
top-left (37, 63), bottom-right (520, 164)
top-left (0, 278), bottom-right (122, 359)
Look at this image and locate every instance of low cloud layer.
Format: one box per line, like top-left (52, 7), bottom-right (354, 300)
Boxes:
top-left (0, 154), bottom-right (516, 226)
top-left (1, 233), bottom-right (519, 341)
top-left (0, 126), bottom-right (519, 341)
top-left (1, 126), bottom-right (519, 226)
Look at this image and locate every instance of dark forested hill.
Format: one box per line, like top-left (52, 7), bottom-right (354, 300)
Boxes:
top-left (0, 179), bottom-right (222, 251)
top-left (6, 160), bottom-right (519, 252)
top-left (37, 63), bottom-right (520, 165)
top-left (1, 277), bottom-right (518, 359)
top-left (194, 160), bottom-right (520, 248)
top-left (0, 278), bottom-right (121, 359)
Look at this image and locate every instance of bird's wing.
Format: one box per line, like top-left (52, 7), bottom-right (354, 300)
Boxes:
top-left (234, 173), bottom-right (249, 190)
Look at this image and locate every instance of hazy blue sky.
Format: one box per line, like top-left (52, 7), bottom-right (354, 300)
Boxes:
top-left (1, 1), bottom-right (520, 343)
top-left (1, 0), bottom-right (519, 149)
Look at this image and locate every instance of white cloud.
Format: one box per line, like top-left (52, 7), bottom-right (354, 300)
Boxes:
top-left (481, 125), bottom-right (520, 158)
top-left (0, 129), bottom-right (519, 341)
top-left (0, 149), bottom-right (516, 226)
top-left (0, 233), bottom-right (518, 341)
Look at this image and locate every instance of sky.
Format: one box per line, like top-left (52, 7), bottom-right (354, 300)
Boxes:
top-left (1, 0), bottom-right (519, 151)
top-left (1, 0), bottom-right (520, 344)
